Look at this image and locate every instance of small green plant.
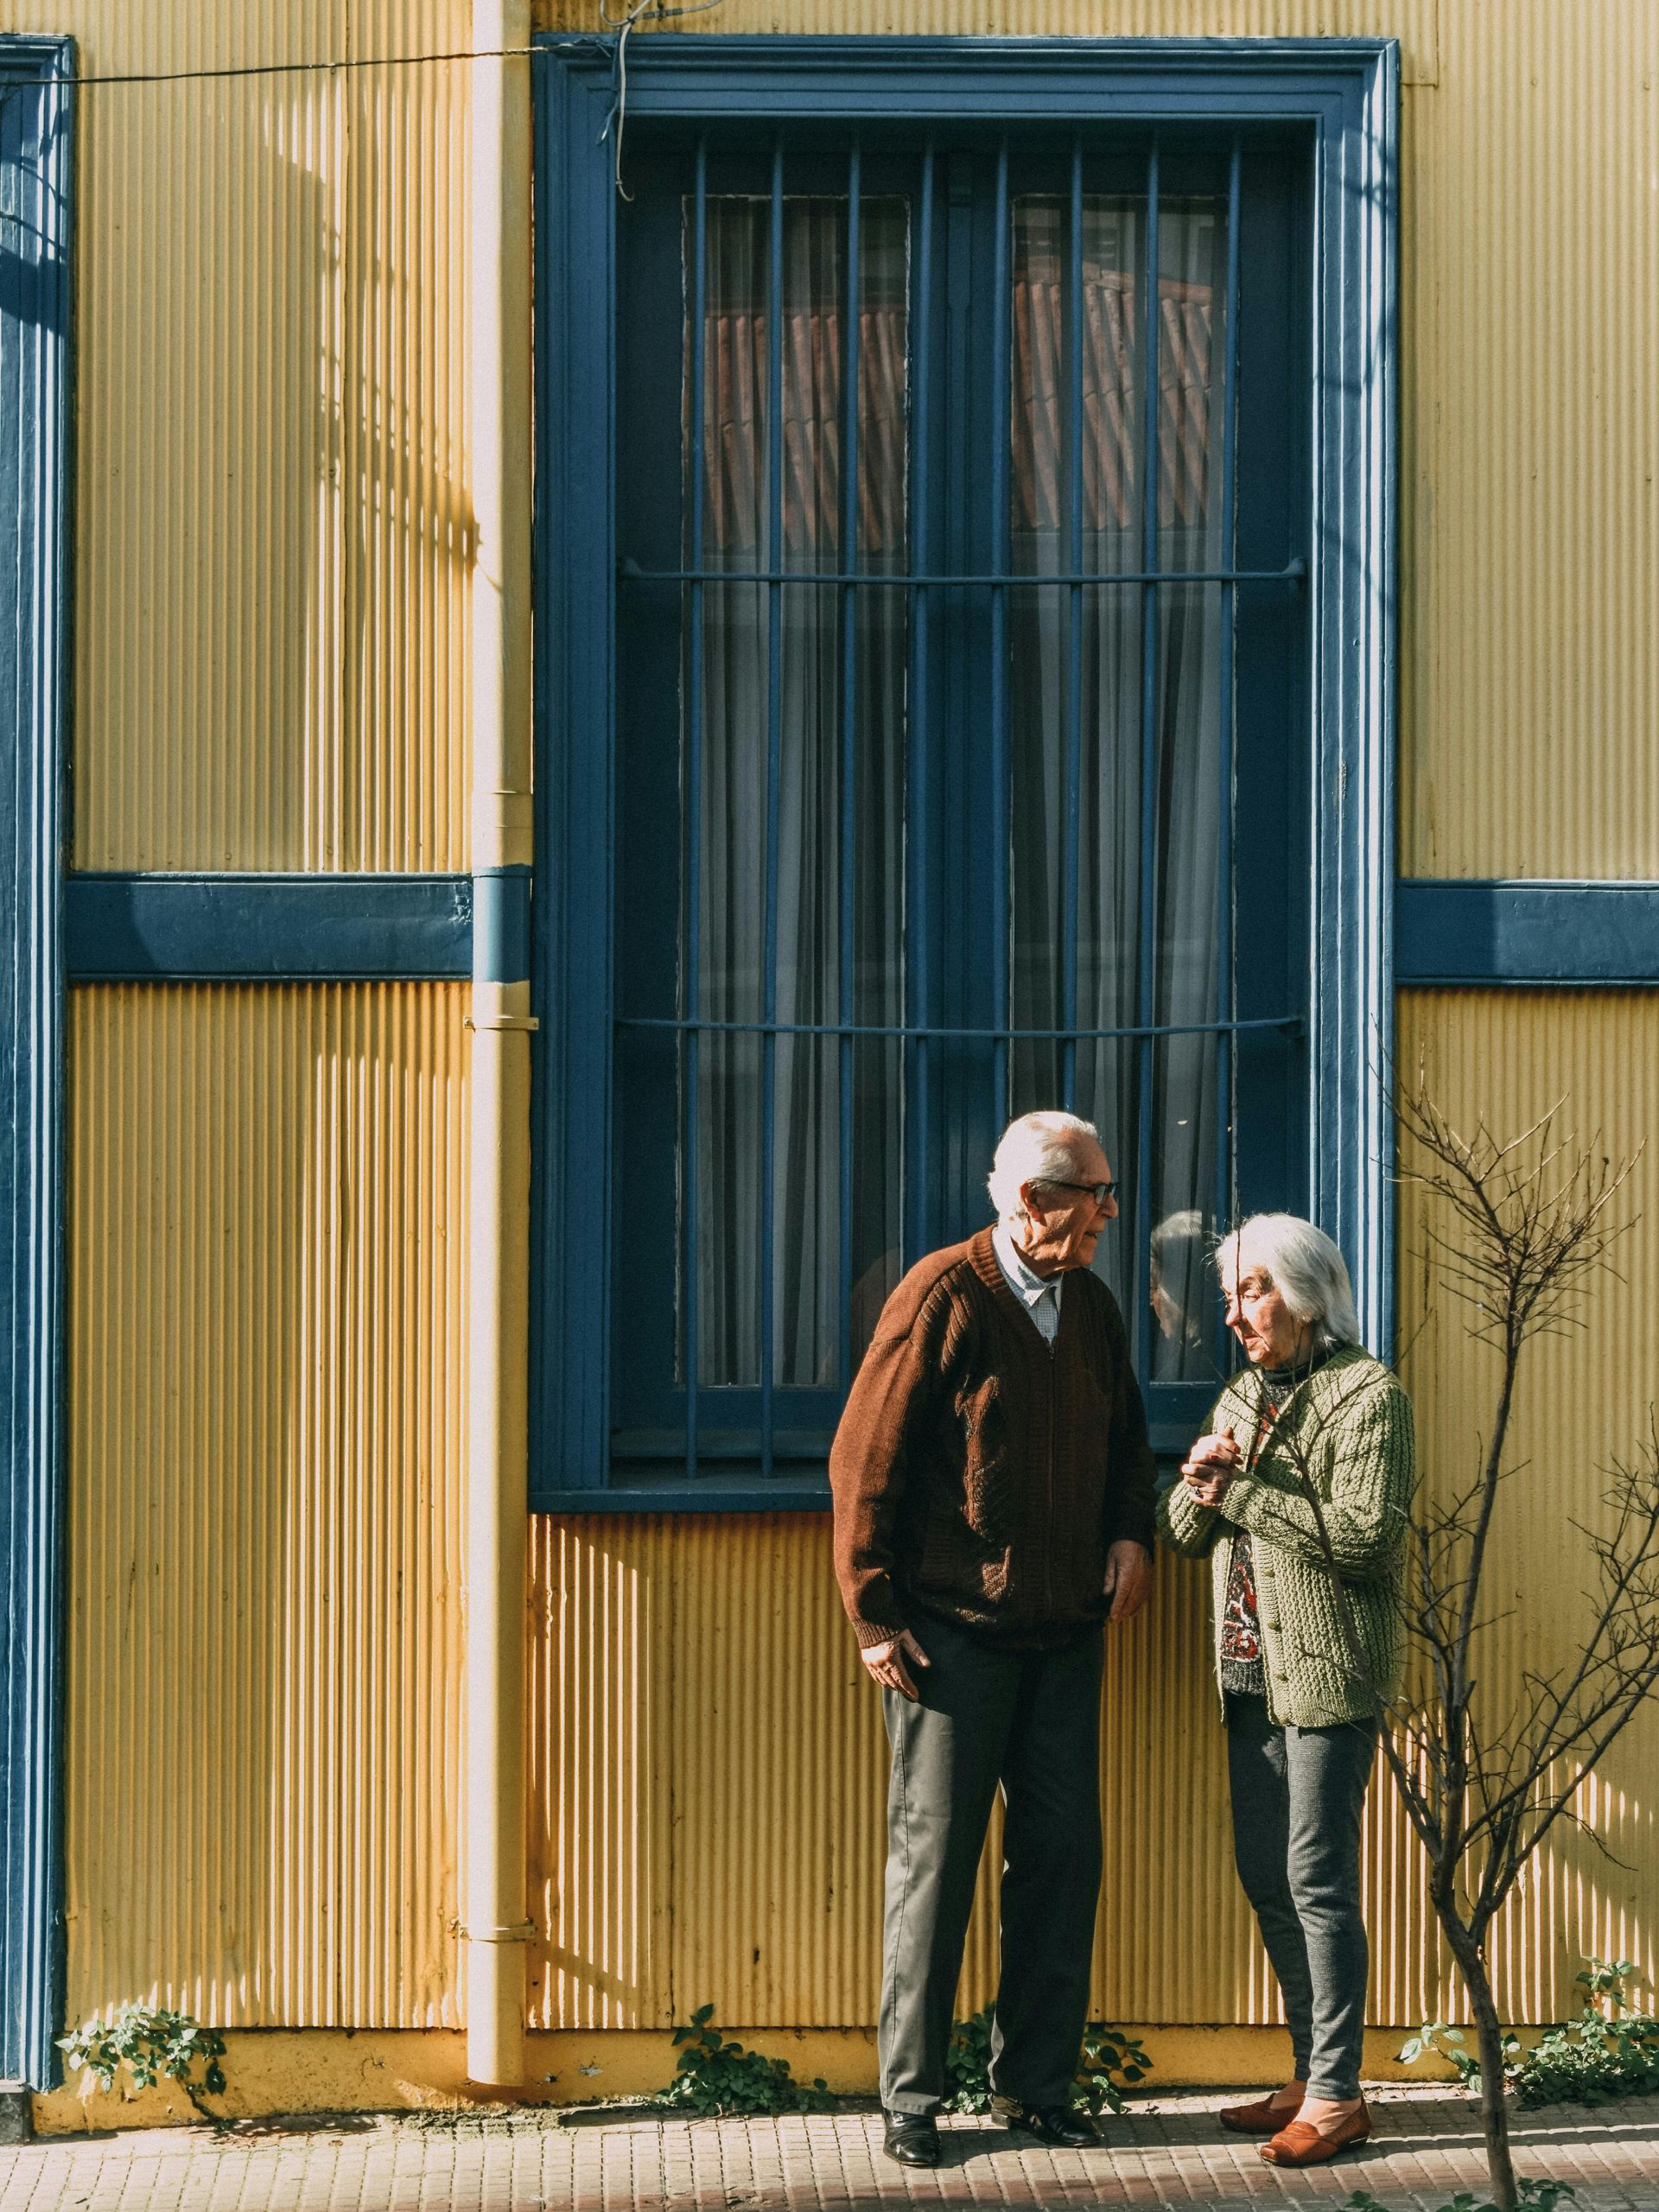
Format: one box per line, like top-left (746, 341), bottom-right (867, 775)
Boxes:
top-left (1399, 2018), bottom-right (1522, 2095)
top-left (654, 2005), bottom-right (837, 2117)
top-left (1348, 2186), bottom-right (1575, 2212)
top-left (1397, 1960), bottom-right (1659, 2113)
top-left (1511, 1960), bottom-right (1659, 2110)
top-left (1074, 2019), bottom-right (1153, 2113)
top-left (59, 2004), bottom-right (230, 2126)
top-left (939, 2005), bottom-right (998, 2112)
top-left (939, 2005), bottom-right (1152, 2116)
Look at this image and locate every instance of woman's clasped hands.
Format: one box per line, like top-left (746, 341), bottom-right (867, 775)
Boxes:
top-left (1180, 1430), bottom-right (1242, 1510)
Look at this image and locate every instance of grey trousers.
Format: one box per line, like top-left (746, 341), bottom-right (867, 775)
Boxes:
top-left (1225, 1691), bottom-right (1378, 2101)
top-left (879, 1610), bottom-right (1104, 2116)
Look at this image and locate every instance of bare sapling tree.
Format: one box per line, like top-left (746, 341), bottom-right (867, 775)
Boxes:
top-left (1265, 1072), bottom-right (1659, 2212)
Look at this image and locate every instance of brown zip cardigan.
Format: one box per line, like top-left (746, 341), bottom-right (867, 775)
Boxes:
top-left (830, 1225), bottom-right (1159, 1649)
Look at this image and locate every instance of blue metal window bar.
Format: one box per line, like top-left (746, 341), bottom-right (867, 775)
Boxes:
top-left (616, 130), bottom-right (1302, 1481)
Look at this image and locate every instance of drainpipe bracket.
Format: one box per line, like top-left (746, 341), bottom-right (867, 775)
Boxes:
top-left (465, 1920), bottom-right (537, 1944)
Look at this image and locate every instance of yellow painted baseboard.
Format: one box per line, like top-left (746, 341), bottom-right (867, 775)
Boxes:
top-left (31, 2024), bottom-right (1477, 2134)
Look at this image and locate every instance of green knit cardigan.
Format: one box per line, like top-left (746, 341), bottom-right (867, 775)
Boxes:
top-left (1156, 1345), bottom-right (1417, 1728)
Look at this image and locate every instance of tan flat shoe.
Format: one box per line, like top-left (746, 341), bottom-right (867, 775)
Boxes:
top-left (1217, 2094), bottom-right (1302, 2134)
top-left (1259, 2101), bottom-right (1371, 2165)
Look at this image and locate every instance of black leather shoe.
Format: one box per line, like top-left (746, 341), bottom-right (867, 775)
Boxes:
top-left (1004, 2101), bottom-right (1101, 2148)
top-left (882, 2112), bottom-right (942, 2166)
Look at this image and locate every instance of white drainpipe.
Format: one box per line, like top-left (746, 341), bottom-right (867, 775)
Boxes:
top-left (464, 0), bottom-right (535, 2091)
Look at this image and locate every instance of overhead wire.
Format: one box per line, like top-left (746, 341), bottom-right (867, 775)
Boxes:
top-left (596, 0), bottom-right (726, 198)
top-left (1, 42), bottom-right (591, 88)
top-left (1, 2), bottom-right (728, 200)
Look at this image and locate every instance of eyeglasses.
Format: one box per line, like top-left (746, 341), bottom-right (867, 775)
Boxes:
top-left (1044, 1179), bottom-right (1118, 1205)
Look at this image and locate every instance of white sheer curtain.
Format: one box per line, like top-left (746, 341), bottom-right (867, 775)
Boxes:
top-left (687, 196), bottom-right (908, 1389)
top-left (1010, 194), bottom-right (1228, 1381)
top-left (681, 186), bottom-right (1229, 1396)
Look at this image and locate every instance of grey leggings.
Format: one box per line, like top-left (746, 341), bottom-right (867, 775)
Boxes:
top-left (1225, 1692), bottom-right (1378, 2101)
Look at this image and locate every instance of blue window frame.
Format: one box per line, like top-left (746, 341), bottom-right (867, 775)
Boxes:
top-left (531, 38), bottom-right (1397, 1511)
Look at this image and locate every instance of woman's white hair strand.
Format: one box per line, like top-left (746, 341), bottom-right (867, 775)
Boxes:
top-left (1216, 1212), bottom-right (1362, 1353)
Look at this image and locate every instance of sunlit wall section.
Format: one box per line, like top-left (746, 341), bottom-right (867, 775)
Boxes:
top-left (0, 0), bottom-right (472, 869)
top-left (1395, 3), bottom-right (1659, 876)
top-left (66, 985), bottom-right (468, 2028)
top-left (531, 1518), bottom-right (1293, 2030)
top-left (527, 1516), bottom-right (676, 2031)
top-left (1396, 990), bottom-right (1659, 2023)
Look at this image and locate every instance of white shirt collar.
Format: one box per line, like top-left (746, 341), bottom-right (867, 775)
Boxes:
top-left (992, 1220), bottom-right (1064, 1310)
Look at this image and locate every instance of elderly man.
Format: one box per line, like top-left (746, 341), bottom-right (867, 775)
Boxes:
top-left (830, 1110), bottom-right (1157, 2168)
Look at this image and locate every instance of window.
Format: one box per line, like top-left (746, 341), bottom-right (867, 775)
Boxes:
top-left (533, 42), bottom-right (1396, 1507)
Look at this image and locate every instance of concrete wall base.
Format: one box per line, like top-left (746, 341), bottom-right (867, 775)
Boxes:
top-left (29, 2025), bottom-right (1483, 2135)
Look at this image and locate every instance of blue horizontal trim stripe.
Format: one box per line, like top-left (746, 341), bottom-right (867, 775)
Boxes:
top-left (536, 1487), bottom-right (833, 1515)
top-left (65, 874), bottom-right (474, 982)
top-left (536, 1439), bottom-right (1197, 1513)
top-left (547, 1426), bottom-right (1200, 1511)
top-left (1395, 880), bottom-right (1659, 988)
top-left (60, 877), bottom-right (1659, 989)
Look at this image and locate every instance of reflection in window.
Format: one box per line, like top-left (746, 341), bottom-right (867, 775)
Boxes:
top-left (1008, 194), bottom-right (1229, 1381)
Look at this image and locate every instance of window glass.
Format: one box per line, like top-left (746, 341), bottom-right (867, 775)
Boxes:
top-left (610, 137), bottom-right (1308, 1477)
top-left (685, 197), bottom-right (910, 1389)
top-left (1007, 194), bottom-right (1229, 1380)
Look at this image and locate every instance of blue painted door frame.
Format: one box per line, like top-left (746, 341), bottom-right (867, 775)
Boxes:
top-left (0, 37), bottom-right (73, 2090)
top-left (531, 35), bottom-right (1399, 1503)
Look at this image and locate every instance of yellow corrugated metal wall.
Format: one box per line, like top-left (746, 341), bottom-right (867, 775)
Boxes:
top-left (66, 986), bottom-right (469, 2027)
top-left (526, 1517), bottom-right (1264, 2031)
top-left (0, 0), bottom-right (472, 870)
top-left (26, 0), bottom-right (1659, 2050)
top-left (1394, 992), bottom-right (1659, 2021)
top-left (1396, 0), bottom-right (1659, 876)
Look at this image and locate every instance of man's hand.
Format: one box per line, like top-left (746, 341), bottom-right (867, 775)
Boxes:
top-left (1180, 1431), bottom-right (1241, 1509)
top-left (860, 1628), bottom-right (931, 1702)
top-left (1103, 1539), bottom-right (1153, 1623)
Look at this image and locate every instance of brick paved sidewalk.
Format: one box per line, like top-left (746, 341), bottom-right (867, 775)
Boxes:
top-left (3, 2090), bottom-right (1657, 2212)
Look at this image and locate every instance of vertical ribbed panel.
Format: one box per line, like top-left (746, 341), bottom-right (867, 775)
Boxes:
top-left (528, 1517), bottom-right (675, 2031)
top-left (664, 1519), bottom-right (889, 2026)
top-left (1395, 991), bottom-right (1659, 2024)
top-left (1394, 3), bottom-right (1659, 874)
top-left (66, 985), bottom-right (468, 2028)
top-left (341, 3), bottom-right (471, 874)
top-left (537, 0), bottom-right (1439, 81)
top-left (0, 1), bottom-right (470, 868)
top-left (533, 1521), bottom-right (1291, 2030)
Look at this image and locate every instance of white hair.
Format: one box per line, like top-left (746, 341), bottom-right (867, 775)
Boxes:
top-left (987, 1110), bottom-right (1102, 1223)
top-left (1215, 1212), bottom-right (1362, 1354)
top-left (1149, 1208), bottom-right (1205, 1290)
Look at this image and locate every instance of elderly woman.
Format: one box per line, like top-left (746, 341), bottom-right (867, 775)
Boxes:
top-left (1156, 1214), bottom-right (1415, 2169)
